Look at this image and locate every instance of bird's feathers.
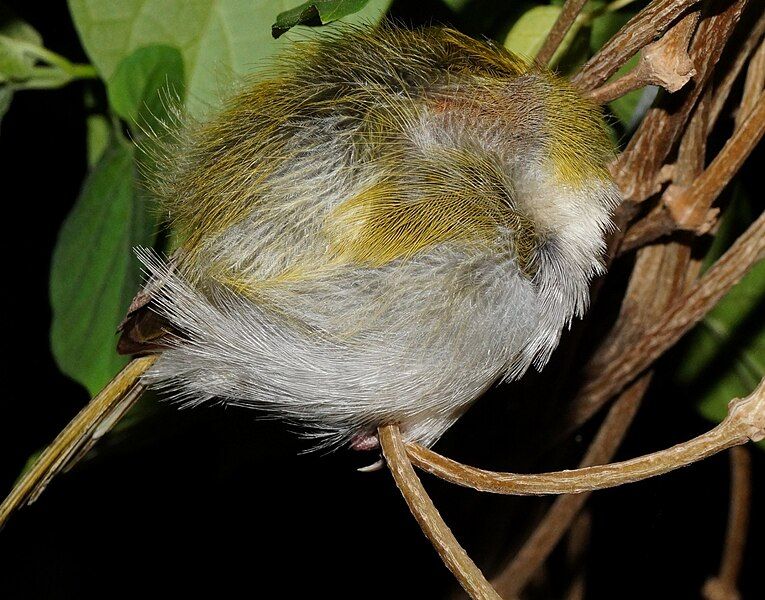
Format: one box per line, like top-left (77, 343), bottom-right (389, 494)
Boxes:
top-left (126, 24), bottom-right (619, 448)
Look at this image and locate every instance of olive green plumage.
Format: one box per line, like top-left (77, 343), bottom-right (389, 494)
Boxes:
top-left (149, 26), bottom-right (612, 286)
top-left (136, 25), bottom-right (619, 448)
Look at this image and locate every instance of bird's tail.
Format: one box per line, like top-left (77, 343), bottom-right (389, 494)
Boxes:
top-left (0, 354), bottom-right (158, 529)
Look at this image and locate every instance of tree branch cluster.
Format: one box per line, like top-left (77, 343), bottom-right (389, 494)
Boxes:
top-left (381, 1), bottom-right (765, 597)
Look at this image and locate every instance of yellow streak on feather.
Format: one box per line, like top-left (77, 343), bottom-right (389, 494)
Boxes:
top-left (325, 179), bottom-right (538, 274)
top-left (544, 75), bottom-right (614, 184)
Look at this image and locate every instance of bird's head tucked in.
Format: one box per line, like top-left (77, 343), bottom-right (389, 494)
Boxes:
top-left (121, 25), bottom-right (620, 449)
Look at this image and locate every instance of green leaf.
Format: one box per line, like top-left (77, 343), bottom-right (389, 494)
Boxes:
top-left (0, 84), bottom-right (11, 126)
top-left (589, 9), bottom-right (630, 53)
top-left (0, 6), bottom-right (44, 118)
top-left (0, 7), bottom-right (43, 82)
top-left (272, 0), bottom-right (371, 38)
top-left (106, 44), bottom-right (185, 133)
top-left (697, 261), bottom-right (764, 453)
top-left (14, 449), bottom-right (44, 485)
top-left (0, 7), bottom-right (42, 46)
top-left (675, 192), bottom-right (764, 450)
top-left (504, 5), bottom-right (562, 60)
top-left (441, 0), bottom-right (471, 11)
top-left (678, 261), bottom-right (765, 393)
top-left (68, 0), bottom-right (390, 118)
top-left (86, 113), bottom-right (110, 167)
top-left (50, 142), bottom-right (154, 396)
top-left (607, 55), bottom-right (643, 126)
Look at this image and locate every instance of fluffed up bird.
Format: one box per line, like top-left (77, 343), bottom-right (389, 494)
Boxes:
top-left (1, 23), bottom-right (619, 525)
top-left (121, 25), bottom-right (619, 450)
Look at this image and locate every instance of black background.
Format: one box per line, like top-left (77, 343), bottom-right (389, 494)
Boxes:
top-left (1, 2), bottom-right (763, 599)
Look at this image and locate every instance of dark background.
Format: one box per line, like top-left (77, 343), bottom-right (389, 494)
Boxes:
top-left (1, 2), bottom-right (763, 599)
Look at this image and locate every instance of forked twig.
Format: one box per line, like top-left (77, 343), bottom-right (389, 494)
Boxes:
top-left (589, 10), bottom-right (698, 105)
top-left (572, 0), bottom-right (703, 91)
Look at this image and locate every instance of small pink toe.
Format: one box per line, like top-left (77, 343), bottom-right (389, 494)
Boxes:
top-left (350, 432), bottom-right (380, 451)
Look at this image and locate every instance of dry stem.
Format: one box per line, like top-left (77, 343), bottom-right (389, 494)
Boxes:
top-left (572, 0), bottom-right (703, 91)
top-left (562, 511), bottom-right (591, 600)
top-left (589, 10), bottom-right (697, 105)
top-left (702, 446), bottom-right (752, 600)
top-left (666, 93), bottom-right (765, 229)
top-left (707, 13), bottom-right (765, 132)
top-left (378, 424), bottom-right (501, 600)
top-left (405, 377), bottom-right (763, 495)
top-left (536, 0), bottom-right (589, 66)
top-left (492, 375), bottom-right (649, 597)
top-left (735, 36), bottom-right (765, 131)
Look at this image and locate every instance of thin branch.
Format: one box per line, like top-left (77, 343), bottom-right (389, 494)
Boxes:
top-left (536, 0), bottom-right (589, 66)
top-left (562, 511), bottom-right (591, 600)
top-left (702, 446), bottom-right (752, 600)
top-left (614, 0), bottom-right (747, 203)
top-left (735, 36), bottom-right (765, 130)
top-left (589, 10), bottom-right (697, 105)
top-left (0, 355), bottom-right (157, 529)
top-left (618, 206), bottom-right (690, 254)
top-left (405, 377), bottom-right (763, 495)
top-left (568, 170), bottom-right (765, 432)
top-left (492, 375), bottom-right (649, 597)
top-left (707, 12), bottom-right (765, 133)
top-left (666, 92), bottom-right (765, 229)
top-left (572, 0), bottom-right (702, 92)
top-left (378, 425), bottom-right (501, 600)
top-left (588, 66), bottom-right (651, 105)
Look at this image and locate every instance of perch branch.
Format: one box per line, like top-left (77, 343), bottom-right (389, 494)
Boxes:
top-left (536, 0), bottom-right (589, 66)
top-left (492, 375), bottom-right (649, 597)
top-left (702, 446), bottom-right (752, 600)
top-left (378, 424), bottom-right (501, 600)
top-left (405, 377), bottom-right (763, 495)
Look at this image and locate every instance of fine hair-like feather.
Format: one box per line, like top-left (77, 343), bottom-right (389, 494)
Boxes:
top-left (132, 24), bottom-right (620, 449)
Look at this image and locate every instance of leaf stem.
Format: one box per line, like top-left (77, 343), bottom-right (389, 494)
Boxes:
top-left (2, 36), bottom-right (99, 87)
